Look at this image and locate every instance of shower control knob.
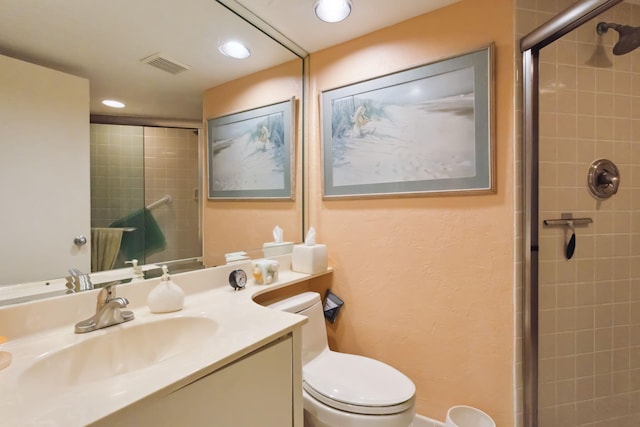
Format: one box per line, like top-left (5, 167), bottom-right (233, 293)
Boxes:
top-left (587, 159), bottom-right (620, 200)
top-left (597, 170), bottom-right (618, 187)
top-left (73, 235), bottom-right (87, 246)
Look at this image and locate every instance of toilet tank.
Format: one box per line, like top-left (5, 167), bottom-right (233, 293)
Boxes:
top-left (268, 292), bottom-right (329, 365)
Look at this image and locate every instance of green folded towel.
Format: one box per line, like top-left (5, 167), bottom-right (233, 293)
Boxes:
top-left (110, 208), bottom-right (166, 260)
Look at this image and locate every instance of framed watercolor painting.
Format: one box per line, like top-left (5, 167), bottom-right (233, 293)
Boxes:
top-left (320, 45), bottom-right (494, 198)
top-left (207, 98), bottom-right (294, 200)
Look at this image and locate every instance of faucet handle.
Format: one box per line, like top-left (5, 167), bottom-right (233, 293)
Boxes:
top-left (97, 280), bottom-right (122, 305)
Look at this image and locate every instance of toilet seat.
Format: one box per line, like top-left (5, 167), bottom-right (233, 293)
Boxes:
top-left (303, 350), bottom-right (415, 416)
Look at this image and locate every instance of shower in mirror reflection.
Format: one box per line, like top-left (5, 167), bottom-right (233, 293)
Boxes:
top-left (90, 124), bottom-right (201, 271)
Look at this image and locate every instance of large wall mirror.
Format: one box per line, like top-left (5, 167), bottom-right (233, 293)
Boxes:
top-left (0, 0), bottom-right (305, 303)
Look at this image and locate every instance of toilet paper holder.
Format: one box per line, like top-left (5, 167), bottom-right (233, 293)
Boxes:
top-left (323, 290), bottom-right (344, 324)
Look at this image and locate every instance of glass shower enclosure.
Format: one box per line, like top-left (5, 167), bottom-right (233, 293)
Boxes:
top-left (521, 0), bottom-right (640, 425)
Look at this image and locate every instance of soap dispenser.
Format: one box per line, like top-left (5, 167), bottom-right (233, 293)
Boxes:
top-left (147, 265), bottom-right (184, 313)
top-left (126, 259), bottom-right (145, 281)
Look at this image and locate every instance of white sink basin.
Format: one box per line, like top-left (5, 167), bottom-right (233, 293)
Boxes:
top-left (20, 316), bottom-right (218, 389)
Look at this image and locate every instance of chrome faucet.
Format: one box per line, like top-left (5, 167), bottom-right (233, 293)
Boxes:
top-left (75, 281), bottom-right (134, 333)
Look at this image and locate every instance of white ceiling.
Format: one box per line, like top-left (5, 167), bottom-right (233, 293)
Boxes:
top-left (0, 0), bottom-right (459, 121)
top-left (238, 0), bottom-right (460, 53)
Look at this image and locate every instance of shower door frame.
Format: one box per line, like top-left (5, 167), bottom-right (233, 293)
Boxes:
top-left (520, 1), bottom-right (623, 426)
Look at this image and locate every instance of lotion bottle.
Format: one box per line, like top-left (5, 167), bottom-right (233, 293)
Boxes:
top-left (147, 265), bottom-right (184, 313)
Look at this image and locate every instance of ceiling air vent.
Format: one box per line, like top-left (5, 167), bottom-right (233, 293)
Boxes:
top-left (141, 53), bottom-right (191, 75)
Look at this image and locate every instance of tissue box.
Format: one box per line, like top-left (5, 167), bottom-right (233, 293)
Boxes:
top-left (291, 244), bottom-right (328, 275)
top-left (225, 251), bottom-right (249, 263)
top-left (263, 241), bottom-right (294, 258)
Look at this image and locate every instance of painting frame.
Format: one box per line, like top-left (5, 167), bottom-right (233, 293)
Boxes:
top-left (320, 45), bottom-right (495, 199)
top-left (207, 98), bottom-right (295, 200)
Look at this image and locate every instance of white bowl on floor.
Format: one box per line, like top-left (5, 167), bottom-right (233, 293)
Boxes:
top-left (445, 406), bottom-right (495, 427)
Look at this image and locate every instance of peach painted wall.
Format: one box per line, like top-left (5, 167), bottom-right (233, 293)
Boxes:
top-left (307, 0), bottom-right (516, 424)
top-left (202, 60), bottom-right (303, 265)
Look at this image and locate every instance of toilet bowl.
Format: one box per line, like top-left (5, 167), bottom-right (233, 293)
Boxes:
top-left (269, 292), bottom-right (416, 427)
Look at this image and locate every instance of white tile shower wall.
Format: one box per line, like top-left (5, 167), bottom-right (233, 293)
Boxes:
top-left (90, 124), bottom-right (144, 227)
top-left (518, 0), bottom-right (640, 425)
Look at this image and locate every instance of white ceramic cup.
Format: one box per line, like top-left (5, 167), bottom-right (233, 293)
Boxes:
top-left (445, 405), bottom-right (496, 427)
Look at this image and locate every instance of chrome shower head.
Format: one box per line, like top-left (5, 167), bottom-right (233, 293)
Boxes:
top-left (597, 21), bottom-right (640, 55)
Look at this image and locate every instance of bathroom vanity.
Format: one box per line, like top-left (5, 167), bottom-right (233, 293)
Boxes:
top-left (0, 256), bottom-right (330, 426)
top-left (98, 335), bottom-right (295, 426)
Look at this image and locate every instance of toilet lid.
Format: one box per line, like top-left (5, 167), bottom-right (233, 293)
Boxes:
top-left (303, 351), bottom-right (415, 415)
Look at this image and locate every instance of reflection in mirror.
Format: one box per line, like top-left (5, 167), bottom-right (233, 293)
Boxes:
top-left (0, 0), bottom-right (306, 305)
top-left (202, 60), bottom-right (304, 265)
top-left (89, 124), bottom-right (201, 272)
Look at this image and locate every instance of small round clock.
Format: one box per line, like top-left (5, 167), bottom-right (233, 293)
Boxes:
top-left (228, 269), bottom-right (247, 291)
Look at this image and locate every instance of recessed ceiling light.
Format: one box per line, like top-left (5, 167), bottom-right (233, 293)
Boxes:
top-left (314, 0), bottom-right (352, 23)
top-left (218, 41), bottom-right (251, 59)
top-left (102, 99), bottom-right (125, 108)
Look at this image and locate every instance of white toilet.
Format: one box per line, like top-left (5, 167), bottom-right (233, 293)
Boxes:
top-left (269, 292), bottom-right (416, 427)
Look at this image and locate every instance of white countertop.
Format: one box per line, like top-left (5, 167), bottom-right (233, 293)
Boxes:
top-left (0, 258), bottom-right (331, 426)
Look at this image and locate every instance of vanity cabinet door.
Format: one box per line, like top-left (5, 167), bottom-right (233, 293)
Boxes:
top-left (191, 334), bottom-right (294, 426)
top-left (98, 334), bottom-right (294, 427)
